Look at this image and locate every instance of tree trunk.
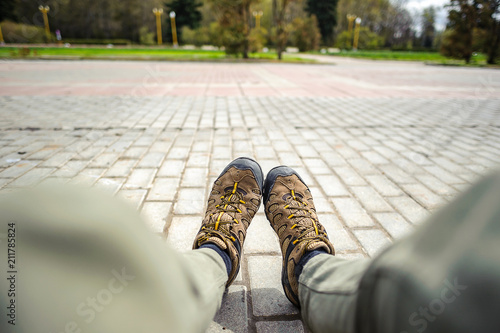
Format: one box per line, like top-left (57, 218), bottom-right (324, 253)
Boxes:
top-left (487, 22), bottom-right (500, 65)
top-left (273, 0), bottom-right (279, 59)
top-left (243, 0), bottom-right (250, 59)
top-left (272, 0), bottom-right (277, 27)
top-left (276, 22), bottom-right (283, 60)
top-left (275, 0), bottom-right (288, 61)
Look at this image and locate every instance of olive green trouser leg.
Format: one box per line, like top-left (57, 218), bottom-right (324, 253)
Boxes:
top-left (0, 185), bottom-right (228, 333)
top-left (299, 171), bottom-right (500, 333)
top-left (299, 255), bottom-right (370, 333)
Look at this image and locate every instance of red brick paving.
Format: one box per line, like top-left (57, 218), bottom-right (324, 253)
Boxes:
top-left (1, 58), bottom-right (499, 98)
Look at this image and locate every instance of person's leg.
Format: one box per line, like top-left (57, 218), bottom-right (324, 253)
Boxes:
top-left (263, 165), bottom-right (363, 333)
top-left (193, 157), bottom-right (264, 286)
top-left (355, 170), bottom-right (500, 333)
top-left (264, 167), bottom-right (500, 333)
top-left (0, 185), bottom-right (223, 333)
top-left (298, 254), bottom-right (370, 333)
top-left (0, 157), bottom-right (264, 333)
top-left (170, 156), bottom-right (265, 322)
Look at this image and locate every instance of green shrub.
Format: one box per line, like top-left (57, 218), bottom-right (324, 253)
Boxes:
top-left (208, 22), bottom-right (224, 48)
top-left (440, 29), bottom-right (471, 62)
top-left (182, 26), bottom-right (211, 47)
top-left (62, 38), bottom-right (132, 45)
top-left (336, 27), bottom-right (384, 50)
top-left (139, 27), bottom-right (155, 45)
top-left (0, 20), bottom-right (47, 43)
top-left (291, 15), bottom-right (321, 52)
top-left (215, 21), bottom-right (245, 56)
top-left (249, 27), bottom-right (268, 53)
top-left (336, 30), bottom-right (353, 49)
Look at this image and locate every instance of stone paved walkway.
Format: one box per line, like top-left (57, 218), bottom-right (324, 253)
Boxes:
top-left (1, 58), bottom-right (500, 332)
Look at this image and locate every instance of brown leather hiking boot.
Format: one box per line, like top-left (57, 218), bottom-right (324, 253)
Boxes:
top-left (193, 157), bottom-right (263, 286)
top-left (264, 166), bottom-right (335, 307)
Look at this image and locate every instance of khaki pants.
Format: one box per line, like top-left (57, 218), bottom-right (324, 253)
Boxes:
top-left (0, 186), bottom-right (227, 333)
top-left (1, 171), bottom-right (500, 333)
top-left (299, 171), bottom-right (500, 333)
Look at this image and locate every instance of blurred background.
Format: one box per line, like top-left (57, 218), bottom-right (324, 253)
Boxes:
top-left (0, 0), bottom-right (499, 65)
top-left (1, 1), bottom-right (500, 332)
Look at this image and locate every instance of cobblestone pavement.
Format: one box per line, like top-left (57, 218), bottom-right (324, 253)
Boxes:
top-left (1, 58), bottom-right (500, 332)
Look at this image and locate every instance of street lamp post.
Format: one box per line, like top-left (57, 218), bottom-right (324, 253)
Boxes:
top-left (0, 23), bottom-right (5, 44)
top-left (353, 17), bottom-right (362, 51)
top-left (346, 14), bottom-right (356, 34)
top-left (152, 8), bottom-right (163, 45)
top-left (252, 11), bottom-right (263, 30)
top-left (169, 11), bottom-right (178, 48)
top-left (38, 5), bottom-right (51, 41)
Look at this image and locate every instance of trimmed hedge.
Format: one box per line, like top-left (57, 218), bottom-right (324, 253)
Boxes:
top-left (63, 38), bottom-right (132, 45)
top-left (0, 21), bottom-right (48, 43)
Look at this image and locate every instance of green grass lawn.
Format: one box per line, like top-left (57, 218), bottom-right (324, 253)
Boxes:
top-left (328, 50), bottom-right (489, 66)
top-left (0, 46), bottom-right (312, 63)
top-left (2, 46), bottom-right (493, 66)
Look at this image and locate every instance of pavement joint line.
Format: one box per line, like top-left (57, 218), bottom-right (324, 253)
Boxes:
top-left (163, 127), bottom-right (195, 235)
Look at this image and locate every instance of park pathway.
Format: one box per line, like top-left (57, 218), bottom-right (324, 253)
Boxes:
top-left (1, 58), bottom-right (500, 332)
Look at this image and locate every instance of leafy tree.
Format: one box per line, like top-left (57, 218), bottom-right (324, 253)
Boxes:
top-left (421, 6), bottom-right (436, 49)
top-left (208, 0), bottom-right (257, 58)
top-left (476, 0), bottom-right (500, 64)
top-left (273, 0), bottom-right (292, 60)
top-left (335, 0), bottom-right (413, 49)
top-left (336, 0), bottom-right (392, 34)
top-left (291, 15), bottom-right (321, 51)
top-left (305, 0), bottom-right (338, 45)
top-left (12, 0), bottom-right (163, 42)
top-left (441, 0), bottom-right (478, 63)
top-left (0, 0), bottom-right (17, 22)
top-left (164, 0), bottom-right (203, 43)
top-left (442, 0), bottom-right (500, 64)
top-left (383, 2), bottom-right (414, 50)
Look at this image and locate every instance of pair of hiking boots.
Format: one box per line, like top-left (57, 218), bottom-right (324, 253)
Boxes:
top-left (193, 157), bottom-right (335, 307)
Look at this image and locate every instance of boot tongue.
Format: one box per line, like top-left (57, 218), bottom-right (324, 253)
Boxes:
top-left (204, 212), bottom-right (231, 250)
top-left (205, 237), bottom-right (227, 250)
top-left (306, 241), bottom-right (329, 252)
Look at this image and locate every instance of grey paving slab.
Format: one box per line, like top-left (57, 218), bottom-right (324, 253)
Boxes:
top-left (256, 320), bottom-right (305, 333)
top-left (318, 214), bottom-right (360, 252)
top-left (208, 285), bottom-right (248, 333)
top-left (244, 214), bottom-right (281, 255)
top-left (248, 256), bottom-right (299, 316)
top-left (352, 229), bottom-right (392, 257)
top-left (147, 177), bottom-right (180, 201)
top-left (373, 212), bottom-right (414, 240)
top-left (332, 197), bottom-right (375, 227)
top-left (117, 189), bottom-right (147, 209)
top-left (141, 201), bottom-right (172, 233)
top-left (166, 216), bottom-right (202, 252)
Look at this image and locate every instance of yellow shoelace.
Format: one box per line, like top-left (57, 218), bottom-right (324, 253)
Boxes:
top-left (201, 182), bottom-right (245, 242)
top-left (285, 190), bottom-right (325, 245)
